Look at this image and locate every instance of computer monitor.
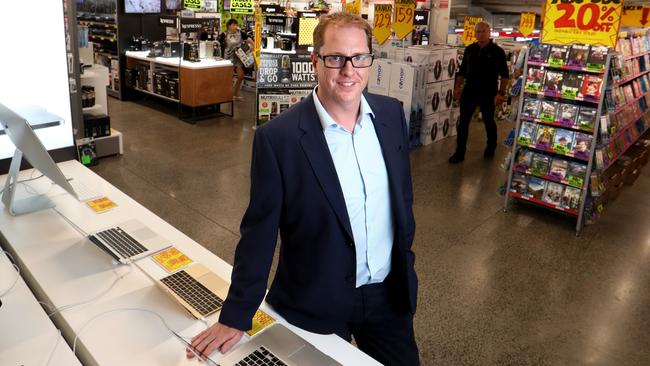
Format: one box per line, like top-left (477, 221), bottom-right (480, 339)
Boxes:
top-left (0, 102), bottom-right (78, 215)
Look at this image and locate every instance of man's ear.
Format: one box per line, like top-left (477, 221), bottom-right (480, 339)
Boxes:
top-left (311, 52), bottom-right (318, 72)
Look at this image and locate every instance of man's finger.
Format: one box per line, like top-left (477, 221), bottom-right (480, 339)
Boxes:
top-left (220, 333), bottom-right (244, 354)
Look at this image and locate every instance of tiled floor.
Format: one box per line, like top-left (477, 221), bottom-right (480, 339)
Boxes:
top-left (93, 93), bottom-right (650, 365)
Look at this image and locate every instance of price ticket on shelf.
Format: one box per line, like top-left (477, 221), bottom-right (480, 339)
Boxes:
top-left (392, 0), bottom-right (415, 40)
top-left (373, 4), bottom-right (392, 45)
top-left (541, 0), bottom-right (623, 48)
top-left (519, 12), bottom-right (536, 37)
top-left (462, 16), bottom-right (483, 46)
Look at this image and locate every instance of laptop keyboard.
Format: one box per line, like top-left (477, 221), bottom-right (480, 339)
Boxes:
top-left (236, 346), bottom-right (288, 366)
top-left (160, 270), bottom-right (224, 317)
top-left (93, 227), bottom-right (147, 259)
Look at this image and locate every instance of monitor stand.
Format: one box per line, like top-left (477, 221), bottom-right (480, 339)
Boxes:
top-left (2, 149), bottom-right (55, 216)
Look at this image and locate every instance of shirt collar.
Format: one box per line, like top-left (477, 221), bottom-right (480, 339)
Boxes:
top-left (312, 86), bottom-right (375, 131)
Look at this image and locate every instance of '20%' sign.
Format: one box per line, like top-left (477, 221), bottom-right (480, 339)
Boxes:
top-left (550, 0), bottom-right (621, 32)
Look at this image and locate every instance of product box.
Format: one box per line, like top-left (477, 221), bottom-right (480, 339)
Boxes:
top-left (424, 82), bottom-right (442, 116)
top-left (427, 48), bottom-right (444, 83)
top-left (389, 62), bottom-right (418, 125)
top-left (442, 48), bottom-right (459, 81)
top-left (420, 113), bottom-right (442, 146)
top-left (404, 46), bottom-right (432, 66)
top-left (83, 114), bottom-right (111, 138)
top-left (368, 59), bottom-right (392, 96)
top-left (438, 110), bottom-right (452, 139)
top-left (258, 94), bottom-right (291, 125)
top-left (450, 107), bottom-right (461, 137)
top-left (440, 80), bottom-right (455, 112)
top-left (288, 89), bottom-right (312, 106)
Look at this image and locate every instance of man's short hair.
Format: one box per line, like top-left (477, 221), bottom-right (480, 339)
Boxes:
top-left (312, 12), bottom-right (372, 55)
top-left (475, 21), bottom-right (491, 31)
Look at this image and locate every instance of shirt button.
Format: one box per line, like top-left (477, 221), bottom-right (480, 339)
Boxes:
top-left (348, 242), bottom-right (354, 247)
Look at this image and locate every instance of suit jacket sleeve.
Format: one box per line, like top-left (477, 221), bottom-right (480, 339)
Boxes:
top-left (399, 104), bottom-right (416, 247)
top-left (219, 129), bottom-right (282, 331)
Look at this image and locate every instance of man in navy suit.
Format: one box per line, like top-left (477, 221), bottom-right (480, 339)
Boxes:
top-left (189, 12), bottom-right (419, 365)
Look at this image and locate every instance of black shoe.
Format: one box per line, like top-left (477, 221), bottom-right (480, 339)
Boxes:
top-left (484, 146), bottom-right (496, 158)
top-left (449, 153), bottom-right (465, 164)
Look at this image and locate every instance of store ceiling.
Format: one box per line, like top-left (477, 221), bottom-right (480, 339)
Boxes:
top-left (451, 0), bottom-right (543, 17)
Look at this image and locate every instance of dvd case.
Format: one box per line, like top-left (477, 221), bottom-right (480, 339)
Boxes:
top-left (515, 148), bottom-right (534, 168)
top-left (511, 172), bottom-right (529, 194)
top-left (561, 186), bottom-right (581, 211)
top-left (518, 121), bottom-right (537, 145)
top-left (552, 129), bottom-right (575, 154)
top-left (548, 45), bottom-right (570, 67)
top-left (586, 46), bottom-right (608, 71)
top-left (542, 182), bottom-right (565, 206)
top-left (572, 132), bottom-right (592, 159)
top-left (527, 176), bottom-right (548, 199)
top-left (576, 106), bottom-right (597, 131)
top-left (522, 98), bottom-right (541, 118)
top-left (544, 71), bottom-right (564, 96)
top-left (528, 43), bottom-right (551, 63)
top-left (567, 161), bottom-right (587, 187)
top-left (539, 100), bottom-right (559, 123)
top-left (558, 103), bottom-right (579, 127)
top-left (530, 153), bottom-right (551, 176)
top-left (561, 73), bottom-right (583, 99)
top-left (567, 44), bottom-right (590, 68)
top-left (579, 74), bottom-right (603, 100)
top-left (525, 68), bottom-right (545, 93)
top-left (549, 158), bottom-right (568, 180)
top-left (535, 126), bottom-right (556, 148)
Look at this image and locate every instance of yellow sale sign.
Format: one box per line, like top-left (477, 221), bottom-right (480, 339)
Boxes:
top-left (254, 6), bottom-right (262, 68)
top-left (373, 4), bottom-right (392, 45)
top-left (541, 0), bottom-right (623, 48)
top-left (519, 12), bottom-right (536, 37)
top-left (621, 5), bottom-right (650, 27)
top-left (462, 16), bottom-right (483, 46)
top-left (392, 0), bottom-right (415, 40)
top-left (344, 0), bottom-right (361, 15)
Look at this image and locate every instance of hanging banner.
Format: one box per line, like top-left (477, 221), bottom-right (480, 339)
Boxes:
top-left (183, 0), bottom-right (202, 9)
top-left (621, 5), bottom-right (650, 27)
top-left (462, 16), bottom-right (483, 46)
top-left (230, 0), bottom-right (254, 14)
top-left (541, 0), bottom-right (623, 48)
top-left (392, 0), bottom-right (415, 40)
top-left (519, 12), bottom-right (536, 37)
top-left (343, 0), bottom-right (361, 15)
top-left (254, 5), bottom-right (262, 68)
top-left (373, 4), bottom-right (392, 45)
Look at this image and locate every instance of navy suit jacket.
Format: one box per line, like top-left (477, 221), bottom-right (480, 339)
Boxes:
top-left (219, 92), bottom-right (417, 334)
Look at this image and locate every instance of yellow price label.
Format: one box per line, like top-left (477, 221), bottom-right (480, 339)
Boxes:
top-left (373, 4), bottom-right (392, 45)
top-left (230, 0), bottom-right (254, 14)
top-left (183, 0), bottom-right (202, 9)
top-left (392, 0), bottom-right (415, 40)
top-left (344, 0), bottom-right (360, 15)
top-left (519, 12), bottom-right (536, 37)
top-left (621, 5), bottom-right (650, 27)
top-left (462, 16), bottom-right (483, 46)
top-left (541, 0), bottom-right (623, 48)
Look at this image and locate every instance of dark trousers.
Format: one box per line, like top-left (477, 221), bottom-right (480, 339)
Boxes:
top-left (332, 282), bottom-right (419, 366)
top-left (455, 88), bottom-right (498, 156)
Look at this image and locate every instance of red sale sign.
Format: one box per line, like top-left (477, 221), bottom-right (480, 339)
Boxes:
top-left (541, 0), bottom-right (622, 48)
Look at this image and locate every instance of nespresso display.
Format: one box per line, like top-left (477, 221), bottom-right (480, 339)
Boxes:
top-left (129, 36), bottom-right (152, 51)
top-left (162, 41), bottom-right (181, 58)
top-left (183, 42), bottom-right (200, 62)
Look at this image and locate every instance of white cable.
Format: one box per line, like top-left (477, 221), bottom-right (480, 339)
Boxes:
top-left (0, 250), bottom-right (20, 298)
top-left (45, 329), bottom-right (62, 366)
top-left (0, 173), bottom-right (44, 195)
top-left (48, 263), bottom-right (132, 317)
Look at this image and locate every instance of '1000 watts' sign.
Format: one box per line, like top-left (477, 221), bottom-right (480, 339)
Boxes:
top-left (257, 53), bottom-right (317, 89)
top-left (541, 0), bottom-right (622, 47)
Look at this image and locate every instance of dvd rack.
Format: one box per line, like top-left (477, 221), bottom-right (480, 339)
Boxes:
top-left (504, 42), bottom-right (613, 234)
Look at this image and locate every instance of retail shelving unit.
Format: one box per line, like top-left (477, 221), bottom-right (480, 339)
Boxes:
top-left (504, 43), bottom-right (613, 234)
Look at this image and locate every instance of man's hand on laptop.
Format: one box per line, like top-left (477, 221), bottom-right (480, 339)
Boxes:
top-left (187, 322), bottom-right (244, 359)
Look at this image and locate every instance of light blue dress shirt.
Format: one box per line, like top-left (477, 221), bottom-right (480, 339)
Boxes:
top-left (312, 89), bottom-right (394, 288)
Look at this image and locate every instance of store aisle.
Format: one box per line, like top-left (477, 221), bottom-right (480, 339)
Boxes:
top-left (94, 95), bottom-right (650, 365)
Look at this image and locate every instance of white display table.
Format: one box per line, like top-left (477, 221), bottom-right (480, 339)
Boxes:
top-left (0, 160), bottom-right (380, 366)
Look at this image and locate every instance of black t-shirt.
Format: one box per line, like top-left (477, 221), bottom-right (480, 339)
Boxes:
top-left (458, 40), bottom-right (509, 95)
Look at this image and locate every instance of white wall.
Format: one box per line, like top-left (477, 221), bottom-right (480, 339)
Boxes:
top-left (0, 0), bottom-right (74, 160)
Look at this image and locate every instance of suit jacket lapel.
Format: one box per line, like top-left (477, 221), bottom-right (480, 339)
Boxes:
top-left (298, 95), bottom-right (354, 241)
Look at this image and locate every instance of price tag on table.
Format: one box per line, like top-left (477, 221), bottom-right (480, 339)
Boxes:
top-left (462, 16), bottom-right (483, 46)
top-left (373, 4), bottom-right (392, 45)
top-left (541, 0), bottom-right (623, 48)
top-left (392, 0), bottom-right (415, 40)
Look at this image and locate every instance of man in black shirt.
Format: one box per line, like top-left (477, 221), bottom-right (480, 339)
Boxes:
top-left (449, 21), bottom-right (509, 163)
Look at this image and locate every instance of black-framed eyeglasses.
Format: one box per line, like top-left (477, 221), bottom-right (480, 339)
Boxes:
top-left (317, 53), bottom-right (374, 69)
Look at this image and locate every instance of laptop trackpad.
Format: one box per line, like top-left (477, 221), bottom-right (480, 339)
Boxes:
top-left (131, 226), bottom-right (157, 241)
top-left (289, 345), bottom-right (341, 366)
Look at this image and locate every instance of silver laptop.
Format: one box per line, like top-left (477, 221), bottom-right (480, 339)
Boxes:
top-left (215, 323), bottom-right (342, 366)
top-left (88, 219), bottom-right (172, 264)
